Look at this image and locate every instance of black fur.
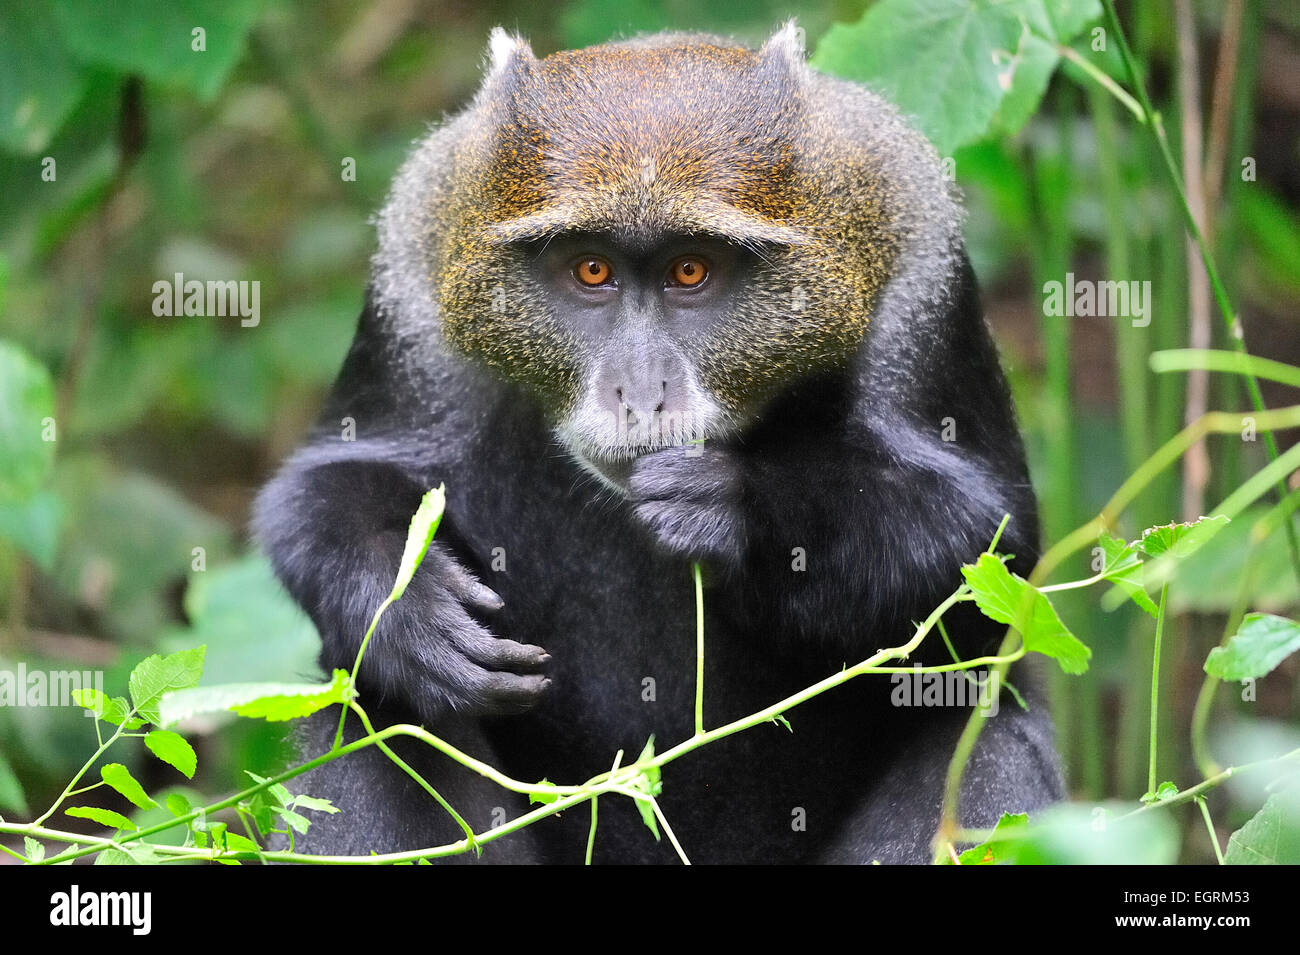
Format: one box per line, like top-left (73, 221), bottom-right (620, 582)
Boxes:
top-left (253, 241), bottom-right (1063, 862)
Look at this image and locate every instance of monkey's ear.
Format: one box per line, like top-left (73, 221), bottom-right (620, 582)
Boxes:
top-left (485, 27), bottom-right (535, 80)
top-left (759, 20), bottom-right (805, 66)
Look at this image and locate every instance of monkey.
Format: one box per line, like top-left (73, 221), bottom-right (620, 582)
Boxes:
top-left (252, 23), bottom-right (1063, 864)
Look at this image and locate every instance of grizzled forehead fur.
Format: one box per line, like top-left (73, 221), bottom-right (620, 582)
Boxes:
top-left (484, 41), bottom-right (807, 245)
top-left (435, 28), bottom-right (901, 417)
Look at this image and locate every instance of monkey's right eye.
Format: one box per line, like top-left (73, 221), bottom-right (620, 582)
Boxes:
top-left (573, 257), bottom-right (614, 287)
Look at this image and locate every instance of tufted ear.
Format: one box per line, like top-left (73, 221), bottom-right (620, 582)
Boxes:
top-left (759, 20), bottom-right (805, 66)
top-left (485, 27), bottom-right (535, 81)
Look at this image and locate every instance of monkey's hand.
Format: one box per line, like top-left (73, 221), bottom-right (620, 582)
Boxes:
top-left (627, 443), bottom-right (746, 569)
top-left (366, 542), bottom-right (551, 721)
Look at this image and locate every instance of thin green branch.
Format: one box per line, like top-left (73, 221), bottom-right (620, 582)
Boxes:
top-left (1149, 583), bottom-right (1170, 795)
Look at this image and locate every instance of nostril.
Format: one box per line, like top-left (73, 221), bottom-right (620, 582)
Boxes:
top-left (615, 387), bottom-right (624, 402)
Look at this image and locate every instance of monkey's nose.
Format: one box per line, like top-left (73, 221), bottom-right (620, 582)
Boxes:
top-left (614, 384), bottom-right (666, 429)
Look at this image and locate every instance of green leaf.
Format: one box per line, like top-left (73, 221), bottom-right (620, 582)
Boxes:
top-left (160, 555), bottom-right (321, 686)
top-left (994, 801), bottom-right (1179, 864)
top-left (164, 792), bottom-right (192, 818)
top-left (223, 832), bottom-right (261, 854)
top-left (0, 488), bottom-right (62, 571)
top-left (53, 846), bottom-right (81, 864)
top-left (1206, 614), bottom-right (1300, 682)
top-left (23, 836), bottom-right (44, 863)
top-left (0, 0), bottom-right (88, 152)
top-left (128, 646), bottom-right (206, 723)
top-left (71, 688), bottom-right (145, 728)
top-left (1096, 532), bottom-right (1159, 617)
top-left (1225, 792), bottom-right (1300, 865)
top-left (93, 847), bottom-right (139, 865)
top-left (100, 763), bottom-right (157, 810)
top-left (51, 0), bottom-right (267, 101)
top-left (0, 340), bottom-right (56, 498)
top-left (290, 794), bottom-right (338, 815)
top-left (961, 553), bottom-right (1091, 674)
top-left (94, 842), bottom-right (162, 865)
top-left (144, 730), bottom-right (198, 779)
top-left (528, 779), bottom-right (560, 806)
top-left (390, 485), bottom-right (446, 601)
top-left (277, 808), bottom-right (311, 835)
top-left (771, 713), bottom-right (793, 733)
top-left (1138, 515), bottom-right (1231, 559)
top-left (0, 749), bottom-right (30, 815)
top-left (811, 0), bottom-right (1102, 154)
top-left (630, 736), bottom-right (662, 841)
top-left (1140, 781), bottom-right (1180, 805)
top-left (65, 806), bottom-right (136, 831)
top-left (158, 669), bottom-right (352, 726)
top-left (953, 812), bottom-right (1027, 864)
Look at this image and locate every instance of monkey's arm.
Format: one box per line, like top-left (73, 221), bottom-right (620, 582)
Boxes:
top-left (252, 298), bottom-right (550, 723)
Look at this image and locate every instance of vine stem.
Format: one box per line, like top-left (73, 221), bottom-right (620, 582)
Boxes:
top-left (1149, 582), bottom-right (1170, 795)
top-left (693, 562), bottom-right (705, 736)
top-left (1196, 797), bottom-right (1225, 865)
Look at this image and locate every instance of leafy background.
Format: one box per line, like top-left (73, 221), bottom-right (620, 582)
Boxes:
top-left (0, 0), bottom-right (1298, 863)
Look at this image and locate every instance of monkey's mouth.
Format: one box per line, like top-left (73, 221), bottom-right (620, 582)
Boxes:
top-left (557, 430), bottom-right (670, 494)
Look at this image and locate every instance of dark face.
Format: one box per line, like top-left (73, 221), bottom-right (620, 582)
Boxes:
top-left (525, 230), bottom-right (756, 487)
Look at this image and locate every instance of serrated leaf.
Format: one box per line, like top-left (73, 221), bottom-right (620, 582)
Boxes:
top-left (100, 763), bottom-right (157, 810)
top-left (1138, 515), bottom-right (1231, 559)
top-left (1096, 532), bottom-right (1159, 617)
top-left (390, 485), bottom-right (446, 601)
top-left (1225, 793), bottom-right (1300, 864)
top-left (129, 646), bottom-right (206, 723)
top-left (1140, 781), bottom-right (1180, 805)
top-left (23, 837), bottom-right (44, 863)
top-left (144, 730), bottom-right (198, 779)
top-left (72, 689), bottom-right (144, 728)
top-left (811, 0), bottom-right (1102, 154)
top-left (158, 668), bottom-right (352, 726)
top-left (66, 806), bottom-right (136, 831)
top-left (1205, 613), bottom-right (1300, 681)
top-left (961, 553), bottom-right (1091, 674)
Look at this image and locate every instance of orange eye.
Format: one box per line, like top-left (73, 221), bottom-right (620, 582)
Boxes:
top-left (574, 257), bottom-right (613, 287)
top-left (670, 257), bottom-right (708, 287)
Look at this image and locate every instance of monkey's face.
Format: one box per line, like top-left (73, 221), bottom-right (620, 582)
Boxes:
top-left (523, 229), bottom-right (754, 487)
top-left (434, 35), bottom-right (900, 489)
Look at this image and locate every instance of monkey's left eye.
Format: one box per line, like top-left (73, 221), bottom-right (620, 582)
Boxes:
top-left (668, 257), bottom-right (709, 288)
top-left (573, 257), bottom-right (614, 287)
